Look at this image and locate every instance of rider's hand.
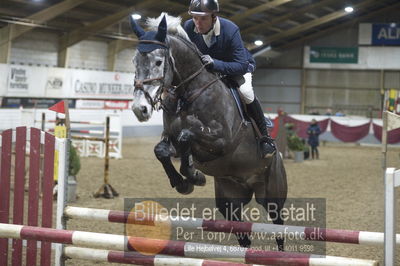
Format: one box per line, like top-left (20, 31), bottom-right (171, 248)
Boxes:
top-left (201, 55), bottom-right (214, 69)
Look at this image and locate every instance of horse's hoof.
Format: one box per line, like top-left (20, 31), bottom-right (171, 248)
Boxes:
top-left (192, 170), bottom-right (206, 186)
top-left (238, 237), bottom-right (251, 248)
top-left (180, 168), bottom-right (206, 186)
top-left (276, 238), bottom-right (285, 251)
top-left (175, 180), bottom-right (194, 195)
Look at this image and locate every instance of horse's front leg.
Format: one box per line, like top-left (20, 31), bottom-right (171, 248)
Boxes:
top-left (154, 136), bottom-right (194, 194)
top-left (177, 129), bottom-right (206, 186)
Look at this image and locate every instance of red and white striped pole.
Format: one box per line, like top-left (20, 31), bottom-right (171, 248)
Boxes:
top-left (65, 206), bottom-right (400, 247)
top-left (48, 120), bottom-right (105, 125)
top-left (0, 223), bottom-right (378, 266)
top-left (48, 129), bottom-right (105, 135)
top-left (64, 246), bottom-right (255, 266)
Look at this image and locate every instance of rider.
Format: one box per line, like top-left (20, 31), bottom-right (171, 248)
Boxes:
top-left (183, 0), bottom-right (276, 158)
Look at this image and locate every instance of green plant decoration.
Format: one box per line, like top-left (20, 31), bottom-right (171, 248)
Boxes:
top-left (287, 135), bottom-right (305, 151)
top-left (285, 123), bottom-right (305, 151)
top-left (69, 144), bottom-right (81, 176)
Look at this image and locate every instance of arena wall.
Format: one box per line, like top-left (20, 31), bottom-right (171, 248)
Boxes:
top-left (1, 15), bottom-right (400, 120)
top-left (254, 23), bottom-right (400, 116)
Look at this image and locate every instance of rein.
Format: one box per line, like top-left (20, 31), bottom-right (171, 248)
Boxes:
top-left (134, 37), bottom-right (219, 111)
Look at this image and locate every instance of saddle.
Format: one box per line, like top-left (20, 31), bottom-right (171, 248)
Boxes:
top-left (222, 77), bottom-right (274, 129)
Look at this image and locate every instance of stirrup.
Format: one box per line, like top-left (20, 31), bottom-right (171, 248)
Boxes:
top-left (260, 136), bottom-right (276, 158)
top-left (260, 135), bottom-right (275, 145)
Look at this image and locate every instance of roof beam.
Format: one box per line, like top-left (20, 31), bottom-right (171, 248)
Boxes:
top-left (264, 0), bottom-right (378, 45)
top-left (58, 0), bottom-right (156, 67)
top-left (276, 1), bottom-right (400, 50)
top-left (242, 0), bottom-right (336, 36)
top-left (0, 0), bottom-right (89, 63)
top-left (286, 19), bottom-right (301, 26)
top-left (60, 0), bottom-right (157, 50)
top-left (0, 25), bottom-right (11, 63)
top-left (229, 0), bottom-right (293, 24)
top-left (3, 0), bottom-right (89, 40)
top-left (303, 13), bottom-right (319, 20)
top-left (3, 0), bottom-right (50, 7)
top-left (86, 0), bottom-right (124, 11)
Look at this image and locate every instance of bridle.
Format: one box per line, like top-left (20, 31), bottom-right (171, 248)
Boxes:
top-left (133, 37), bottom-right (218, 111)
top-left (133, 40), bottom-right (169, 109)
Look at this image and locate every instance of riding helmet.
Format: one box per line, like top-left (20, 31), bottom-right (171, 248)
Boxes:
top-left (188, 0), bottom-right (219, 16)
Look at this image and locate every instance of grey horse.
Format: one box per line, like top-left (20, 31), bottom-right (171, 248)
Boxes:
top-left (130, 15), bottom-right (287, 250)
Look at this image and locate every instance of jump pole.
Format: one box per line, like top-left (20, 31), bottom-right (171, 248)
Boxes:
top-left (64, 247), bottom-right (255, 266)
top-left (0, 223), bottom-right (379, 266)
top-left (64, 206), bottom-right (400, 247)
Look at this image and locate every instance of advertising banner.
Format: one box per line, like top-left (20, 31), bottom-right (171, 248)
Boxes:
top-left (1, 97), bottom-right (75, 108)
top-left (372, 23), bottom-right (400, 45)
top-left (75, 99), bottom-right (105, 109)
top-left (0, 64), bottom-right (135, 101)
top-left (45, 67), bottom-right (69, 98)
top-left (304, 46), bottom-right (400, 69)
top-left (104, 100), bottom-right (130, 109)
top-left (310, 47), bottom-right (358, 64)
top-left (0, 64), bottom-right (7, 96)
top-left (71, 70), bottom-right (134, 99)
top-left (5, 65), bottom-right (68, 98)
top-left (7, 65), bottom-right (47, 96)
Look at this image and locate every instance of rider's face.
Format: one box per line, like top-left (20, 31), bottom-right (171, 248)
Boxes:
top-left (192, 14), bottom-right (213, 34)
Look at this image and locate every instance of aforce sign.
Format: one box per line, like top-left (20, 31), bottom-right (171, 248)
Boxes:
top-left (372, 23), bottom-right (400, 45)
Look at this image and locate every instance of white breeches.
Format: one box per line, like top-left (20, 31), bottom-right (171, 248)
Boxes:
top-left (238, 72), bottom-right (255, 104)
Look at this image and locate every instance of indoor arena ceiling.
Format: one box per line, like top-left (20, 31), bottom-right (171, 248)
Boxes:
top-left (1, 0), bottom-right (399, 54)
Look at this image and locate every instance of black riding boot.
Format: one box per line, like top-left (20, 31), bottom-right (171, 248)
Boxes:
top-left (246, 99), bottom-right (276, 158)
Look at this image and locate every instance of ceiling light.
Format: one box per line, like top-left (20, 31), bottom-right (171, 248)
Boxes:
top-left (254, 40), bottom-right (263, 46)
top-left (131, 14), bottom-right (141, 20)
top-left (344, 6), bottom-right (354, 13)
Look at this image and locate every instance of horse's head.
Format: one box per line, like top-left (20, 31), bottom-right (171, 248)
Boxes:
top-left (130, 15), bottom-right (173, 121)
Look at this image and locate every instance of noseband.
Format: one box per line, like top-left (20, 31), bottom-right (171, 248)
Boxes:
top-left (134, 76), bottom-right (164, 108)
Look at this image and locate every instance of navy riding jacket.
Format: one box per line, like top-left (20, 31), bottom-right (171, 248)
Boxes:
top-left (183, 17), bottom-right (255, 77)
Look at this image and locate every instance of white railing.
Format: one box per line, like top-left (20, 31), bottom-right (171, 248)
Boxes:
top-left (384, 168), bottom-right (400, 266)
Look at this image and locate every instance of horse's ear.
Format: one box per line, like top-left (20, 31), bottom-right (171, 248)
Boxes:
top-left (130, 15), bottom-right (145, 38)
top-left (155, 15), bottom-right (167, 43)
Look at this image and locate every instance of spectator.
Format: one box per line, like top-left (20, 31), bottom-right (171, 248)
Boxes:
top-left (307, 119), bottom-right (321, 159)
top-left (324, 108), bottom-right (332, 116)
top-left (335, 109), bottom-right (345, 116)
top-left (309, 109), bottom-right (320, 115)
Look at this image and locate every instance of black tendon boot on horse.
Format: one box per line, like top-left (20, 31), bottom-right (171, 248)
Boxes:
top-left (246, 98), bottom-right (276, 158)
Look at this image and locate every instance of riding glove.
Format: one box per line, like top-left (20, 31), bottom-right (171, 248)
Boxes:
top-left (201, 55), bottom-right (214, 69)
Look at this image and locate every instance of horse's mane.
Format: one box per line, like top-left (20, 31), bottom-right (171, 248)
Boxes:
top-left (146, 13), bottom-right (190, 41)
